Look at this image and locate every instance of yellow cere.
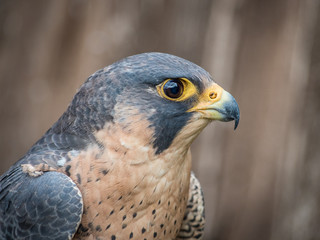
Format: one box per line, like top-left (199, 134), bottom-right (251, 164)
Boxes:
top-left (187, 83), bottom-right (224, 112)
top-left (157, 78), bottom-right (198, 101)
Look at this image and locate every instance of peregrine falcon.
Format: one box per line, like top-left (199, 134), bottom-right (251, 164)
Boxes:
top-left (0, 53), bottom-right (239, 240)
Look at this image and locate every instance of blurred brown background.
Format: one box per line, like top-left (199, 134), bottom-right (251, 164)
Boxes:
top-left (1, 0), bottom-right (320, 239)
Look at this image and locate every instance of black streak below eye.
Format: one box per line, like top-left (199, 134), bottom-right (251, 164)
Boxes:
top-left (163, 79), bottom-right (183, 99)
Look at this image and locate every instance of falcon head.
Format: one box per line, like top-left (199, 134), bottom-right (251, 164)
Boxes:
top-left (54, 52), bottom-right (240, 155)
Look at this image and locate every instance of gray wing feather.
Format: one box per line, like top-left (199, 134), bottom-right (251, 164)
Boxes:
top-left (0, 167), bottom-right (83, 240)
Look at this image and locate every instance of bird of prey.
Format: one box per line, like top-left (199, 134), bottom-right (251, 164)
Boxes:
top-left (0, 53), bottom-right (239, 240)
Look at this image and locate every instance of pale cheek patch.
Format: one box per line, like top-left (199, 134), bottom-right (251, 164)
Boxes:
top-left (95, 115), bottom-right (155, 165)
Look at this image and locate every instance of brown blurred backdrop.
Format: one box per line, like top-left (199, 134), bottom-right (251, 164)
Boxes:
top-left (1, 1), bottom-right (320, 239)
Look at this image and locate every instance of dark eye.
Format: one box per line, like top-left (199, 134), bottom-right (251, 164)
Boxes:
top-left (163, 79), bottom-right (184, 99)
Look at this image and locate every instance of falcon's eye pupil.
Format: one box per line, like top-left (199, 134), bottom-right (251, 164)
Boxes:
top-left (163, 79), bottom-right (183, 99)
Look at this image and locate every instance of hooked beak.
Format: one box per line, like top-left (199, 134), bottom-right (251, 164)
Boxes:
top-left (189, 83), bottom-right (240, 130)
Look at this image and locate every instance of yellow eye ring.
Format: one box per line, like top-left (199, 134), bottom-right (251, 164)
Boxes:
top-left (157, 78), bottom-right (198, 101)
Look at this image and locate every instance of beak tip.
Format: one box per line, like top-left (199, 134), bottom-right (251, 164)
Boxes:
top-left (231, 96), bottom-right (240, 130)
top-left (234, 117), bottom-right (239, 130)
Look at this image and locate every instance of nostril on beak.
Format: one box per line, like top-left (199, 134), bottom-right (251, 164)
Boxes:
top-left (209, 91), bottom-right (217, 100)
